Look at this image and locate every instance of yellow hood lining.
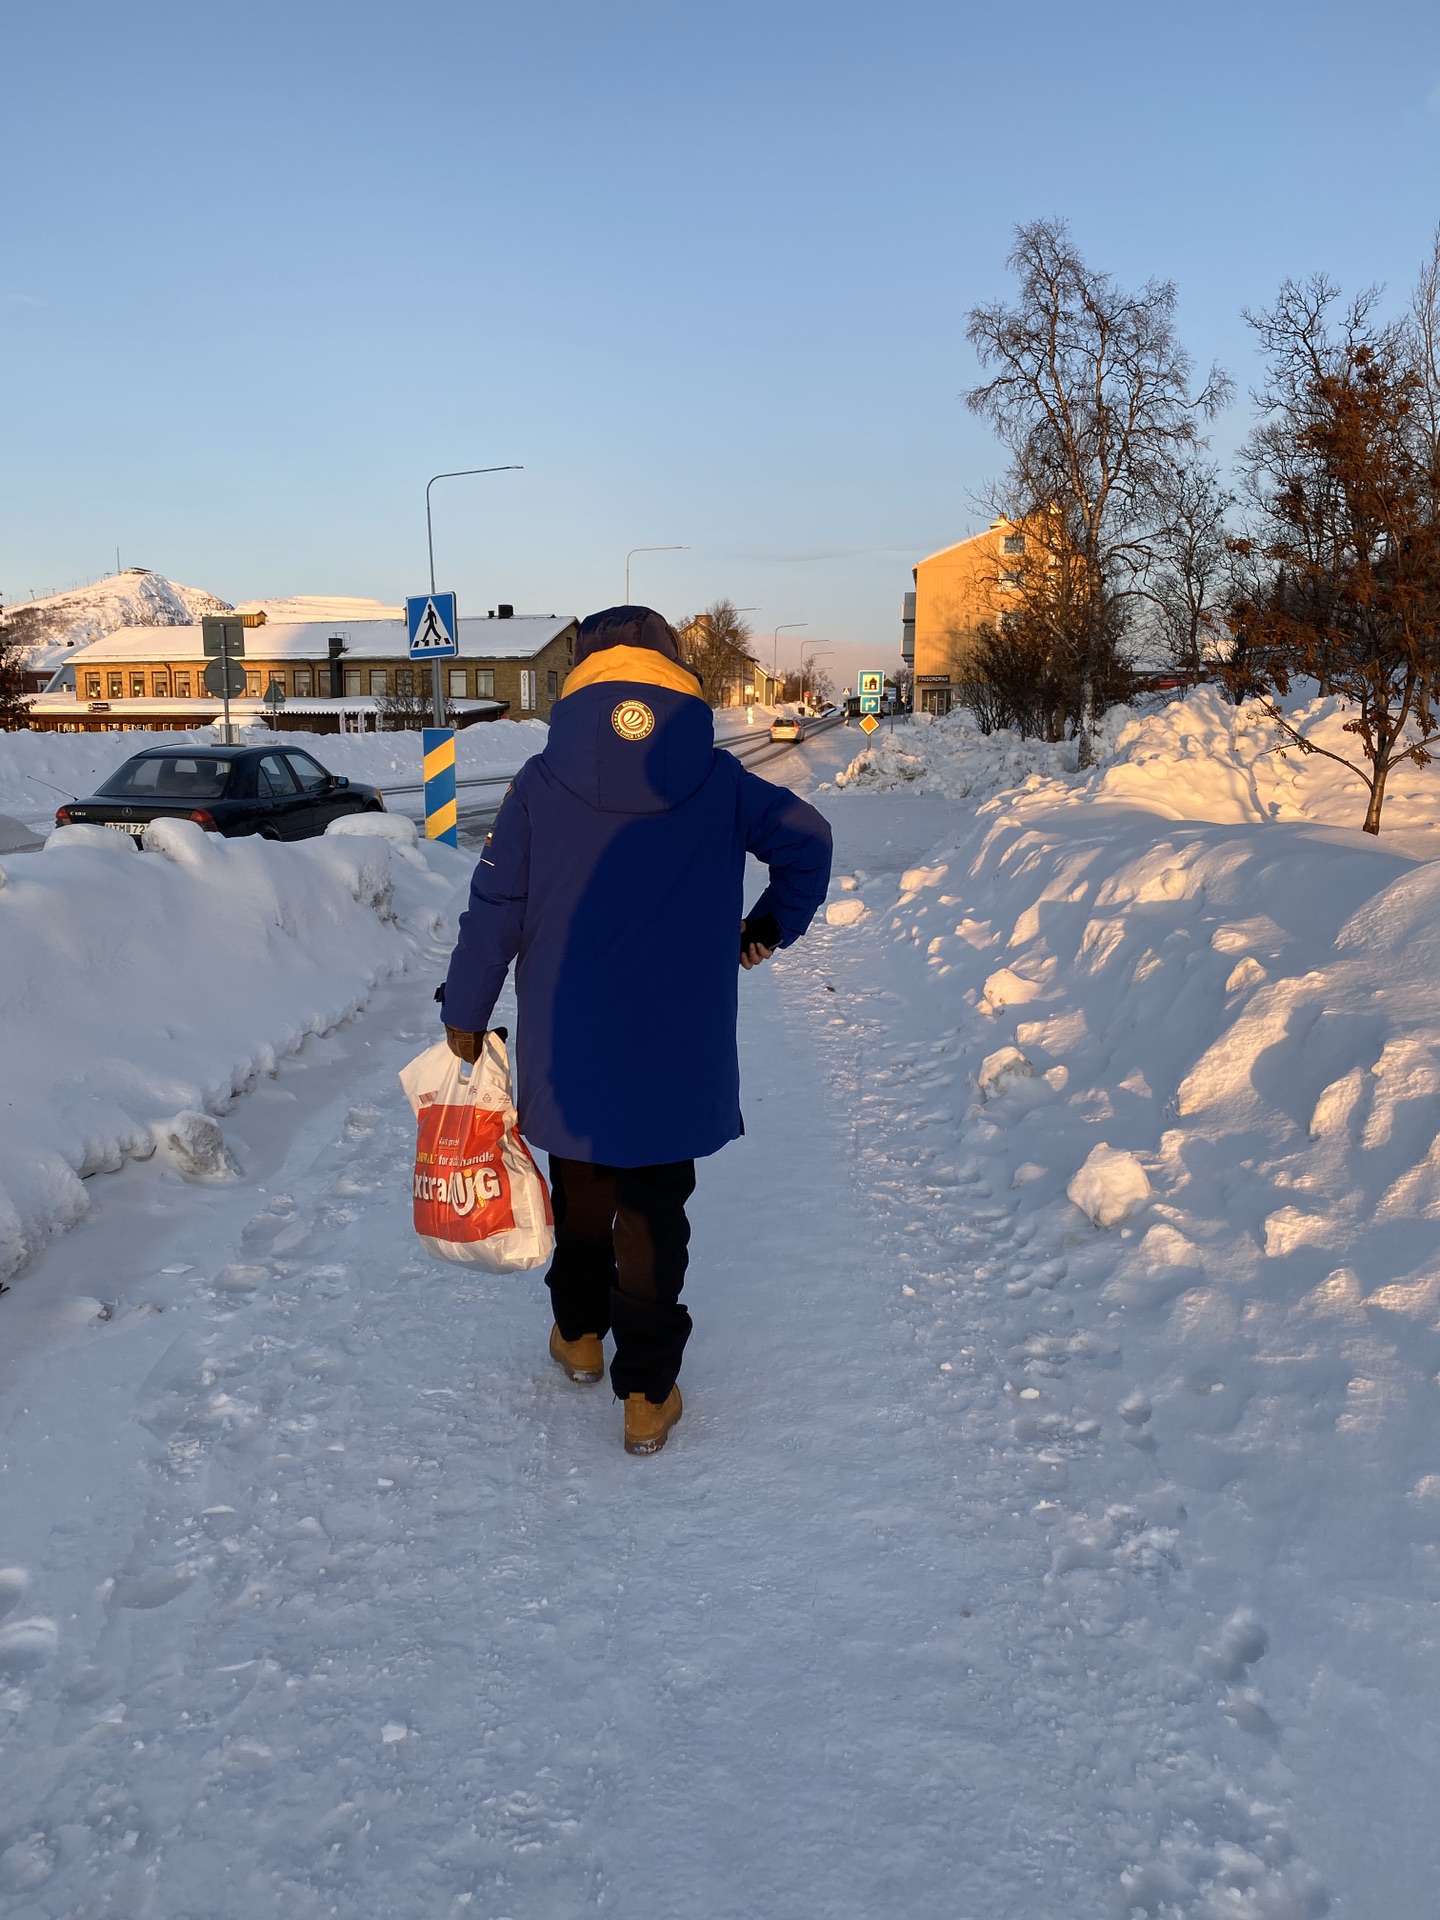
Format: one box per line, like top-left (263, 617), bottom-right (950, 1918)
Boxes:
top-left (561, 646), bottom-right (704, 701)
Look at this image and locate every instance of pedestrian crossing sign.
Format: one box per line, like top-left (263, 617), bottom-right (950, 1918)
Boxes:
top-left (407, 592), bottom-right (459, 659)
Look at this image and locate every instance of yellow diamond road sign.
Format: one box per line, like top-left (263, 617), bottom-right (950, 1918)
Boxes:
top-left (860, 712), bottom-right (880, 735)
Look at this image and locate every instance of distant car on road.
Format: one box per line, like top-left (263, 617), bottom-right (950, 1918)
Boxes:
top-left (769, 714), bottom-right (806, 744)
top-left (55, 746), bottom-right (385, 842)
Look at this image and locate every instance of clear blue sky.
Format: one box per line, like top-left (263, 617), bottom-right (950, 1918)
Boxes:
top-left (5, 0), bottom-right (1440, 678)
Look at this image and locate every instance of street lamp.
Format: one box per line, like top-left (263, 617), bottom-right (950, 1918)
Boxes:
top-left (425, 464), bottom-right (523, 727)
top-left (625, 545), bottom-right (689, 603)
top-left (800, 641), bottom-right (832, 711)
top-left (772, 621), bottom-right (807, 699)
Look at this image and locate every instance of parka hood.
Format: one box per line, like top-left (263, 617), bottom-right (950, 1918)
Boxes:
top-left (573, 604), bottom-right (687, 669)
top-left (543, 607), bottom-right (713, 814)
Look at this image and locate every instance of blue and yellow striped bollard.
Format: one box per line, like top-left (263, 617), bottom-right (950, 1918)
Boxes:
top-left (422, 727), bottom-right (458, 847)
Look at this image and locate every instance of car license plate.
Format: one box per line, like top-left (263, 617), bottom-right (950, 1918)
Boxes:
top-left (106, 822), bottom-right (145, 837)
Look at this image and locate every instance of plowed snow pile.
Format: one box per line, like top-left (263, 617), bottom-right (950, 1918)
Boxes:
top-left (0, 819), bottom-right (466, 1280)
top-left (813, 686), bottom-right (1440, 1909)
top-left (834, 684), bottom-right (1440, 836)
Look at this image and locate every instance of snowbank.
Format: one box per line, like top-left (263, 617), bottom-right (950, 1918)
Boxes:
top-left (816, 772), bottom-right (1440, 1904)
top-left (832, 686), bottom-right (1440, 838)
top-left (0, 821), bottom-right (467, 1282)
top-left (832, 711), bottom-right (1076, 801)
top-left (0, 723), bottom-right (547, 829)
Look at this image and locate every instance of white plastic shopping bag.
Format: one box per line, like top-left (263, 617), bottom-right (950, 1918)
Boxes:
top-left (398, 1033), bottom-right (554, 1272)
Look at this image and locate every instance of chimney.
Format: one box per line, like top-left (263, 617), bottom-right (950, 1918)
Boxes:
top-left (497, 603), bottom-right (514, 620)
top-left (327, 634), bottom-right (346, 697)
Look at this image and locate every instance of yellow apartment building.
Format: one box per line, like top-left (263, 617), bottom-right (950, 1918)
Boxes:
top-left (904, 519), bottom-right (1029, 715)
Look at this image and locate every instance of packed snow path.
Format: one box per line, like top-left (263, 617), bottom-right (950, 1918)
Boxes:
top-left (0, 781), bottom-right (1390, 1917)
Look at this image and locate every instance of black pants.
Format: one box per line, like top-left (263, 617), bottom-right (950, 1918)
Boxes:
top-left (546, 1156), bottom-right (696, 1403)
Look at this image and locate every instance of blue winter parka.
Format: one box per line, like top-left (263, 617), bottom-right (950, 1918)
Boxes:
top-left (440, 613), bottom-right (833, 1167)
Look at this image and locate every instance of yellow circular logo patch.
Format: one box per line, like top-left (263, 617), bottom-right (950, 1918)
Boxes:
top-left (611, 699), bottom-right (655, 741)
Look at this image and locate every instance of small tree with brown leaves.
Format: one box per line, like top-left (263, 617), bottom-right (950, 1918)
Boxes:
top-left (1225, 273), bottom-right (1440, 834)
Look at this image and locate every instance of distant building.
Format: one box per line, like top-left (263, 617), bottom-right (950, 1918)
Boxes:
top-left (905, 519), bottom-right (1029, 716)
top-left (27, 598), bottom-right (579, 734)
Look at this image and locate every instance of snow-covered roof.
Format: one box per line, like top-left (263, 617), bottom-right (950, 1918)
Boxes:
top-left (230, 595), bottom-right (403, 623)
top-left (64, 614), bottom-right (576, 666)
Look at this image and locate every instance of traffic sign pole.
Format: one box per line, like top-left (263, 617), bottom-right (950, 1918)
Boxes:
top-left (202, 616), bottom-right (249, 745)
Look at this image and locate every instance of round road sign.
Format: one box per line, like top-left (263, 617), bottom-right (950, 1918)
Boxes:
top-left (203, 656), bottom-right (247, 699)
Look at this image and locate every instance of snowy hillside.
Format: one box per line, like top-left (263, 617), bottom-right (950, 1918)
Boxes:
top-left (1, 570), bottom-right (232, 676)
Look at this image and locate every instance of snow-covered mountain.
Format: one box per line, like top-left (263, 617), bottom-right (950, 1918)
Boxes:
top-left (1, 569), bottom-right (233, 678)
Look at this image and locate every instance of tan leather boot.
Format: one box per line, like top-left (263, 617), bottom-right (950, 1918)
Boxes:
top-left (624, 1386), bottom-right (683, 1455)
top-left (549, 1324), bottom-right (604, 1383)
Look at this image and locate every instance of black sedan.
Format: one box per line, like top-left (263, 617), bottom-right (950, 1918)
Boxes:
top-left (55, 746), bottom-right (385, 842)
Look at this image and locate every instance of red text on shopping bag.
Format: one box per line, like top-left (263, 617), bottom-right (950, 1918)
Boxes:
top-left (413, 1098), bottom-right (517, 1241)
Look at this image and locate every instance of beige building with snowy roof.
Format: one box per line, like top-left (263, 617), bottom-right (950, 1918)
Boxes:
top-left (29, 598), bottom-right (578, 733)
top-left (905, 520), bottom-right (1030, 715)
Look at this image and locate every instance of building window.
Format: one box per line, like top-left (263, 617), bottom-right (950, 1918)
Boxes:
top-left (175, 673), bottom-right (192, 698)
top-left (520, 669), bottom-right (536, 710)
top-left (241, 672), bottom-right (258, 696)
top-left (130, 673), bottom-right (145, 699)
top-left (1002, 533), bottom-right (1026, 555)
top-left (999, 570), bottom-right (1024, 589)
top-left (107, 672), bottom-right (123, 698)
top-left (293, 667), bottom-right (313, 696)
top-left (475, 668), bottom-right (495, 699)
top-left (397, 668), bottom-right (414, 696)
top-left (370, 670), bottom-right (388, 696)
top-left (547, 669), bottom-right (558, 699)
top-left (86, 673), bottom-right (102, 698)
top-left (153, 672), bottom-right (170, 697)
top-left (448, 668), bottom-right (467, 697)
top-left (344, 668), bottom-right (361, 695)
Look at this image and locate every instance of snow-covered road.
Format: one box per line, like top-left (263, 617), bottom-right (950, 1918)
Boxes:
top-left (1, 717), bottom-right (1433, 1914)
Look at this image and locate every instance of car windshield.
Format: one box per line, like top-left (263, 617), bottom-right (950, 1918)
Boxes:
top-left (98, 756), bottom-right (233, 799)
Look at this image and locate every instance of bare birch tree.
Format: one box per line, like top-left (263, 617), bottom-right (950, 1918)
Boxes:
top-left (966, 219), bottom-right (1231, 756)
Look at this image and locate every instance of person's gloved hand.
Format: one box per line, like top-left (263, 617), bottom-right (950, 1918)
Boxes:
top-left (444, 1024), bottom-right (508, 1062)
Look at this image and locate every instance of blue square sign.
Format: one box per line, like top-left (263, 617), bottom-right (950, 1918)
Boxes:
top-left (407, 592), bottom-right (459, 659)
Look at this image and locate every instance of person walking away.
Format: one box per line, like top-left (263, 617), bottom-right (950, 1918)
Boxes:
top-left (439, 605), bottom-right (832, 1454)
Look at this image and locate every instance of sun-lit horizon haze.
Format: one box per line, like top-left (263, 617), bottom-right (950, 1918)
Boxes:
top-left (6, 0), bottom-right (1440, 666)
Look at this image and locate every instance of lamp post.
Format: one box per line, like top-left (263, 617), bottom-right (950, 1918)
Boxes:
top-left (800, 641), bottom-right (832, 713)
top-left (625, 545), bottom-right (689, 604)
top-left (424, 465), bottom-right (523, 726)
top-left (772, 621), bottom-right (807, 702)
